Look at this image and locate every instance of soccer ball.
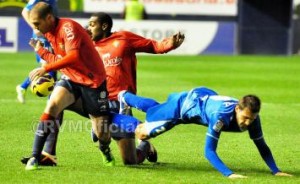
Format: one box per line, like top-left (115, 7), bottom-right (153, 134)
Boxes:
top-left (30, 74), bottom-right (55, 97)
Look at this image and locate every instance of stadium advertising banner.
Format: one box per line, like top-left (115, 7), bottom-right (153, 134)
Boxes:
top-left (0, 17), bottom-right (235, 54)
top-left (0, 17), bottom-right (18, 52)
top-left (83, 0), bottom-right (237, 16)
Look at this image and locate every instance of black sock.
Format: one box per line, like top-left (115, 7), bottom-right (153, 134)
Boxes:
top-left (99, 140), bottom-right (111, 153)
top-left (136, 141), bottom-right (150, 156)
top-left (32, 121), bottom-right (53, 160)
top-left (43, 112), bottom-right (63, 155)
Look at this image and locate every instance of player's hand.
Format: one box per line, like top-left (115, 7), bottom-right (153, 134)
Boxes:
top-left (228, 174), bottom-right (248, 179)
top-left (274, 172), bottom-right (293, 177)
top-left (29, 67), bottom-right (46, 81)
top-left (172, 32), bottom-right (185, 48)
top-left (29, 38), bottom-right (43, 51)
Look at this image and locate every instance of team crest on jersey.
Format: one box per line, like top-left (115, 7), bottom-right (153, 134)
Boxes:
top-left (213, 120), bottom-right (224, 132)
top-left (113, 40), bottom-right (119, 48)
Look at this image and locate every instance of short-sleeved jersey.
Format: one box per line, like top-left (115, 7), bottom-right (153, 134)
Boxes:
top-left (94, 31), bottom-right (176, 100)
top-left (41, 18), bottom-right (106, 88)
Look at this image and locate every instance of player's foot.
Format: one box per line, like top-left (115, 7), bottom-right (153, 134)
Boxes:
top-left (118, 90), bottom-right (130, 114)
top-left (100, 148), bottom-right (115, 166)
top-left (21, 151), bottom-right (57, 166)
top-left (147, 142), bottom-right (158, 163)
top-left (16, 85), bottom-right (26, 104)
top-left (91, 129), bottom-right (98, 143)
top-left (137, 140), bottom-right (158, 163)
top-left (25, 157), bottom-right (38, 171)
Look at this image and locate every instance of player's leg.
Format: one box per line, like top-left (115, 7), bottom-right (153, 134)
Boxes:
top-left (135, 98), bottom-right (181, 140)
top-left (81, 81), bottom-right (115, 166)
top-left (25, 85), bottom-right (75, 170)
top-left (118, 91), bottom-right (160, 113)
top-left (16, 77), bottom-right (31, 103)
top-left (111, 111), bottom-right (158, 164)
top-left (21, 111), bottom-right (63, 166)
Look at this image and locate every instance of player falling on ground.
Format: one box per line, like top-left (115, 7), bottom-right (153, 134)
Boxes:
top-left (117, 87), bottom-right (293, 178)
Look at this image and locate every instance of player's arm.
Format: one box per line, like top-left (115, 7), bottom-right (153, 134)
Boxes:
top-left (204, 131), bottom-right (233, 176)
top-left (249, 117), bottom-right (292, 177)
top-left (205, 128), bottom-right (247, 178)
top-left (253, 138), bottom-right (292, 177)
top-left (127, 31), bottom-right (184, 54)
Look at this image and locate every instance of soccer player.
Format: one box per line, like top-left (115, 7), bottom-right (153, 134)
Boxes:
top-left (16, 0), bottom-right (57, 104)
top-left (118, 87), bottom-right (293, 178)
top-left (87, 12), bottom-right (185, 164)
top-left (24, 2), bottom-right (114, 170)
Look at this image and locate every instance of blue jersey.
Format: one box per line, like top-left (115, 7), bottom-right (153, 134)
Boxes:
top-left (122, 87), bottom-right (280, 176)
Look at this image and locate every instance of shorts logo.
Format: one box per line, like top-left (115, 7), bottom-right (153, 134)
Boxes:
top-left (100, 91), bottom-right (106, 99)
top-left (213, 120), bottom-right (224, 132)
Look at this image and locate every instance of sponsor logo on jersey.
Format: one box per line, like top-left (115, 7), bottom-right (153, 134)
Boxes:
top-left (102, 53), bottom-right (122, 67)
top-left (213, 120), bottom-right (223, 132)
top-left (62, 22), bottom-right (75, 41)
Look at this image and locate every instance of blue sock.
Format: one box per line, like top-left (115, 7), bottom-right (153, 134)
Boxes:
top-left (124, 92), bottom-right (160, 112)
top-left (20, 77), bottom-right (31, 89)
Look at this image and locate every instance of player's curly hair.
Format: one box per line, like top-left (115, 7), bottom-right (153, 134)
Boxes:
top-left (91, 12), bottom-right (113, 31)
top-left (238, 95), bottom-right (261, 113)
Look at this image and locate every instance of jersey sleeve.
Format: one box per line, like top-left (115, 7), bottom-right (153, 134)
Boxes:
top-left (61, 21), bottom-right (82, 52)
top-left (124, 31), bottom-right (175, 54)
top-left (250, 116), bottom-right (281, 174)
top-left (205, 128), bottom-right (234, 176)
top-left (248, 116), bottom-right (263, 140)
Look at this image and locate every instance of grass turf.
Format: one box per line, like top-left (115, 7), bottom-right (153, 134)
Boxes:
top-left (0, 52), bottom-right (299, 183)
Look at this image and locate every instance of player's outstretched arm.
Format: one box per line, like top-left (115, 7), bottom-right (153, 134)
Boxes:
top-left (274, 172), bottom-right (293, 177)
top-left (228, 174), bottom-right (248, 179)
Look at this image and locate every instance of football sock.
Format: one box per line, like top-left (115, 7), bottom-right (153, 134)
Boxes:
top-left (99, 140), bottom-right (111, 153)
top-left (136, 149), bottom-right (146, 164)
top-left (43, 112), bottom-right (64, 155)
top-left (136, 140), bottom-right (150, 154)
top-left (32, 113), bottom-right (55, 160)
top-left (20, 77), bottom-right (31, 89)
top-left (124, 92), bottom-right (159, 112)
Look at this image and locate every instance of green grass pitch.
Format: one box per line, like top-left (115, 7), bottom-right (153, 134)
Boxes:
top-left (0, 52), bottom-right (299, 183)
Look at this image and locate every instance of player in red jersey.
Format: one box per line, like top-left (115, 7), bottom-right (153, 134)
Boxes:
top-left (24, 2), bottom-right (114, 170)
top-left (87, 12), bottom-right (185, 164)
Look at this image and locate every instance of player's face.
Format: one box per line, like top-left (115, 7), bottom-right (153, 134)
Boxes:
top-left (30, 13), bottom-right (52, 34)
top-left (235, 106), bottom-right (258, 131)
top-left (88, 16), bottom-right (104, 41)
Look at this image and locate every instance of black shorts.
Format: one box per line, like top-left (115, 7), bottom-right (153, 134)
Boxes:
top-left (56, 79), bottom-right (109, 117)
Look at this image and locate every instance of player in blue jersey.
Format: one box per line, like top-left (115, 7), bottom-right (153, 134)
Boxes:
top-left (16, 0), bottom-right (57, 104)
top-left (118, 87), bottom-right (293, 178)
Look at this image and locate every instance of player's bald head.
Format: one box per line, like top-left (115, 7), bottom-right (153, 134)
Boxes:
top-left (30, 2), bottom-right (53, 19)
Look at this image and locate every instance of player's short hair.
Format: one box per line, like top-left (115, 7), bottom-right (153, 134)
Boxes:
top-left (91, 12), bottom-right (113, 31)
top-left (31, 2), bottom-right (53, 19)
top-left (238, 95), bottom-right (261, 113)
